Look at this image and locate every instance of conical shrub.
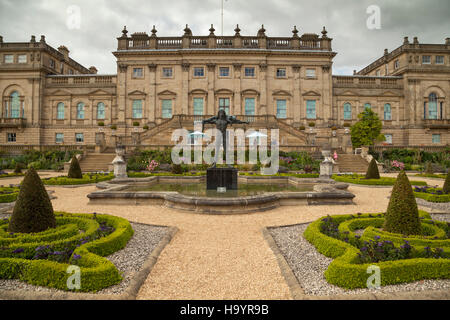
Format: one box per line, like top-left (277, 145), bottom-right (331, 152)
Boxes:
top-left (365, 158), bottom-right (380, 179)
top-left (68, 155), bottom-right (82, 179)
top-left (443, 171), bottom-right (450, 194)
top-left (383, 170), bottom-right (421, 235)
top-left (425, 161), bottom-right (433, 174)
top-left (8, 167), bottom-right (56, 233)
top-left (14, 162), bottom-right (24, 174)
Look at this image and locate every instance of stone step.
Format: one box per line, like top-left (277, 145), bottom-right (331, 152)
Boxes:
top-left (79, 153), bottom-right (115, 172)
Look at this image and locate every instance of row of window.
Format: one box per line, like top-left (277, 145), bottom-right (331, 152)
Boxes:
top-left (342, 103), bottom-right (392, 120)
top-left (6, 132), bottom-right (84, 143)
top-left (132, 66), bottom-right (316, 79)
top-left (375, 55), bottom-right (445, 75)
top-left (56, 102), bottom-right (105, 120)
top-left (3, 54), bottom-right (27, 64)
top-left (383, 134), bottom-right (441, 144)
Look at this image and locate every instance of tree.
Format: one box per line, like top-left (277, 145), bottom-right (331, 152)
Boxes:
top-left (8, 167), bottom-right (56, 233)
top-left (365, 158), bottom-right (380, 179)
top-left (443, 171), bottom-right (450, 194)
top-left (350, 107), bottom-right (385, 148)
top-left (68, 155), bottom-right (82, 179)
top-left (383, 171), bottom-right (421, 235)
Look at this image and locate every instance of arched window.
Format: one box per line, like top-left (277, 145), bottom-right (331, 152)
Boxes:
top-left (76, 102), bottom-right (85, 119)
top-left (428, 93), bottom-right (438, 119)
top-left (57, 102), bottom-right (65, 120)
top-left (343, 103), bottom-right (352, 120)
top-left (97, 102), bottom-right (105, 119)
top-left (384, 103), bottom-right (391, 120)
top-left (10, 91), bottom-right (20, 118)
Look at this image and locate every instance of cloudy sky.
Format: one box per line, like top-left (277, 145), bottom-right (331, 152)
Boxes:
top-left (1, 0), bottom-right (449, 75)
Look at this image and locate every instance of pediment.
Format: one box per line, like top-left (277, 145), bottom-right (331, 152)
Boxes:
top-left (302, 90), bottom-right (321, 97)
top-left (158, 90), bottom-right (177, 96)
top-left (189, 89), bottom-right (207, 95)
top-left (241, 89), bottom-right (260, 96)
top-left (215, 88), bottom-right (234, 95)
top-left (272, 90), bottom-right (292, 96)
top-left (382, 91), bottom-right (397, 96)
top-left (128, 90), bottom-right (147, 96)
top-left (340, 90), bottom-right (358, 96)
top-left (88, 89), bottom-right (111, 96)
top-left (50, 89), bottom-right (72, 96)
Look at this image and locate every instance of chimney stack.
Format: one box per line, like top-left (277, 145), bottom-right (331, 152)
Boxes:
top-left (58, 45), bottom-right (69, 60)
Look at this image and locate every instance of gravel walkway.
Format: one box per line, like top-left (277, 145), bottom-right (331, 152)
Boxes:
top-left (0, 222), bottom-right (169, 295)
top-left (269, 223), bottom-right (450, 296)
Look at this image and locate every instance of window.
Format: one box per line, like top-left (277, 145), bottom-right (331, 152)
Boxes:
top-left (49, 59), bottom-right (55, 69)
top-left (384, 103), bottom-right (392, 120)
top-left (218, 98), bottom-right (229, 115)
top-left (376, 70), bottom-right (381, 76)
top-left (193, 98), bottom-right (204, 115)
top-left (10, 91), bottom-right (20, 118)
top-left (4, 55), bottom-right (13, 63)
top-left (244, 67), bottom-right (255, 77)
top-left (133, 68), bottom-right (143, 78)
top-left (97, 102), bottom-right (105, 119)
top-left (276, 68), bottom-right (286, 78)
top-left (422, 55), bottom-right (431, 64)
top-left (60, 63), bottom-right (64, 73)
top-left (276, 100), bottom-right (287, 119)
top-left (75, 133), bottom-right (84, 143)
top-left (436, 56), bottom-right (444, 64)
top-left (7, 133), bottom-right (16, 142)
top-left (18, 55), bottom-right (27, 63)
top-left (193, 67), bottom-right (204, 77)
top-left (55, 133), bottom-right (64, 144)
top-left (219, 67), bottom-right (229, 77)
top-left (162, 67), bottom-right (173, 78)
top-left (432, 134), bottom-right (441, 144)
top-left (394, 60), bottom-right (399, 69)
top-left (57, 102), bottom-right (65, 119)
top-left (245, 98), bottom-right (255, 115)
top-left (76, 102), bottom-right (85, 119)
top-left (306, 100), bottom-right (316, 119)
top-left (162, 99), bottom-right (173, 118)
top-left (306, 68), bottom-right (316, 78)
top-left (428, 93), bottom-right (438, 119)
top-left (132, 99), bottom-right (143, 118)
top-left (343, 103), bottom-right (352, 120)
top-left (364, 103), bottom-right (371, 110)
top-left (384, 134), bottom-right (393, 144)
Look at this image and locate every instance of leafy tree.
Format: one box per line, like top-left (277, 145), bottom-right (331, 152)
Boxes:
top-left (8, 167), bottom-right (56, 233)
top-left (68, 155), bottom-right (82, 179)
top-left (383, 171), bottom-right (421, 235)
top-left (350, 107), bottom-right (385, 148)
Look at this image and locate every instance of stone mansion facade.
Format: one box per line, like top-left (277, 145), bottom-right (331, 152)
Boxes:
top-left (0, 25), bottom-right (449, 153)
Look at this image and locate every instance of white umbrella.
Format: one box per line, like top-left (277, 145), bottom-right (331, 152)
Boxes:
top-left (246, 131), bottom-right (267, 138)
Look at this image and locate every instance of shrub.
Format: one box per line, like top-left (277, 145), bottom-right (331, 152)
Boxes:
top-left (97, 121), bottom-right (104, 126)
top-left (425, 161), bottom-right (433, 174)
top-left (308, 122), bottom-right (315, 127)
top-left (332, 174), bottom-right (427, 186)
top-left (331, 126), bottom-right (338, 131)
top-left (171, 164), bottom-right (183, 174)
top-left (110, 125), bottom-right (117, 130)
top-left (133, 121), bottom-right (140, 127)
top-left (343, 122), bottom-right (351, 127)
top-left (143, 125), bottom-right (149, 130)
top-left (42, 173), bottom-right (114, 185)
top-left (443, 171), bottom-right (450, 194)
top-left (67, 156), bottom-right (82, 179)
top-left (299, 125), bottom-right (305, 130)
top-left (8, 167), bottom-right (56, 233)
top-left (384, 171), bottom-right (421, 235)
top-left (365, 158), bottom-right (380, 179)
top-left (14, 163), bottom-right (24, 174)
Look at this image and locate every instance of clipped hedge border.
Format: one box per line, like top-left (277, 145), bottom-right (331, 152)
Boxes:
top-left (303, 212), bottom-right (450, 289)
top-left (42, 173), bottom-right (114, 185)
top-left (414, 191), bottom-right (450, 203)
top-left (0, 173), bottom-right (25, 179)
top-left (0, 212), bottom-right (133, 292)
top-left (0, 187), bottom-right (19, 203)
top-left (415, 173), bottom-right (446, 179)
top-left (332, 175), bottom-right (427, 186)
top-left (127, 171), bottom-right (205, 178)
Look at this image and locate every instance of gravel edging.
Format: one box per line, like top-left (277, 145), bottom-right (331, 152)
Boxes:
top-left (265, 219), bottom-right (450, 300)
top-left (0, 222), bottom-right (178, 300)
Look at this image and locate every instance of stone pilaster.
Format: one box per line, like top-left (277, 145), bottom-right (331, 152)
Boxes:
top-left (181, 61), bottom-right (190, 115)
top-left (207, 63), bottom-right (215, 115)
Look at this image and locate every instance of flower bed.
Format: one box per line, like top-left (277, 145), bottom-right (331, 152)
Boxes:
top-left (42, 173), bottom-right (114, 185)
top-left (0, 212), bottom-right (133, 292)
top-left (0, 187), bottom-right (20, 203)
top-left (332, 174), bottom-right (427, 186)
top-left (303, 211), bottom-right (450, 289)
top-left (413, 186), bottom-right (450, 203)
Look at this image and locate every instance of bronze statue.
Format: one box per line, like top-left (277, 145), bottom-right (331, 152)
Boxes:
top-left (202, 109), bottom-right (248, 167)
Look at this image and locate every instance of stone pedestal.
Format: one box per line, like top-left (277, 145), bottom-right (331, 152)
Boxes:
top-left (112, 146), bottom-right (127, 178)
top-left (320, 159), bottom-right (333, 179)
top-left (206, 167), bottom-right (238, 190)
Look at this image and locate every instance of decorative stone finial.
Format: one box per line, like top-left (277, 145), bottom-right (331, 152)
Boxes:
top-left (257, 24), bottom-right (266, 37)
top-left (292, 26), bottom-right (299, 38)
top-left (0, 35), bottom-right (3, 43)
top-left (122, 26), bottom-right (128, 37)
top-left (234, 24), bottom-right (241, 36)
top-left (413, 36), bottom-right (419, 44)
top-left (183, 24), bottom-right (192, 36)
top-left (321, 26), bottom-right (328, 38)
top-left (30, 35), bottom-right (36, 43)
top-left (353, 70), bottom-right (356, 75)
top-left (384, 48), bottom-right (388, 55)
top-left (40, 35), bottom-right (46, 43)
top-left (151, 25), bottom-right (157, 37)
top-left (403, 36), bottom-right (409, 45)
top-left (209, 24), bottom-right (215, 36)
top-left (445, 37), bottom-right (450, 45)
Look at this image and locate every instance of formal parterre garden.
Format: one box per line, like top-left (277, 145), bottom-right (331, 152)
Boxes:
top-left (413, 172), bottom-right (450, 203)
top-left (304, 171), bottom-right (450, 289)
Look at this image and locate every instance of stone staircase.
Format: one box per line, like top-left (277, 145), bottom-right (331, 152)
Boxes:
top-left (79, 153), bottom-right (116, 172)
top-left (336, 154), bottom-right (370, 173)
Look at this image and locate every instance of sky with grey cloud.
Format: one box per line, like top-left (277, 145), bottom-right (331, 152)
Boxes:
top-left (1, 0), bottom-right (449, 75)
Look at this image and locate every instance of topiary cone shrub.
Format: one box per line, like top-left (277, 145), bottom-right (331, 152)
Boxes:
top-left (383, 170), bottom-right (421, 235)
top-left (8, 167), bottom-right (56, 233)
top-left (14, 162), bottom-right (24, 174)
top-left (443, 171), bottom-right (450, 194)
top-left (365, 158), bottom-right (380, 179)
top-left (425, 161), bottom-right (433, 174)
top-left (68, 155), bottom-right (82, 179)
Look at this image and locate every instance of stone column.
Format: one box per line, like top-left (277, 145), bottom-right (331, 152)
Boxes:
top-left (181, 62), bottom-right (190, 115)
top-left (117, 64), bottom-right (127, 123)
top-left (148, 63), bottom-right (157, 122)
top-left (233, 63), bottom-right (242, 115)
top-left (292, 65), bottom-right (301, 122)
top-left (207, 63), bottom-right (215, 115)
top-left (259, 63), bottom-right (267, 116)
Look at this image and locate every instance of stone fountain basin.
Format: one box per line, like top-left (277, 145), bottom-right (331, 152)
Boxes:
top-left (87, 175), bottom-right (355, 214)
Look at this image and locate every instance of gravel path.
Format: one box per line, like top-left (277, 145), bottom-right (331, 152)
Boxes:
top-left (0, 222), bottom-right (169, 295)
top-left (269, 223), bottom-right (450, 296)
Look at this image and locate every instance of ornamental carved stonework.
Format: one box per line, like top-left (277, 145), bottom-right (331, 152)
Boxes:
top-left (322, 65), bottom-right (331, 73)
top-left (207, 63), bottom-right (216, 72)
top-left (181, 62), bottom-right (190, 71)
top-left (292, 65), bottom-right (301, 73)
top-left (148, 63), bottom-right (157, 71)
top-left (233, 63), bottom-right (242, 71)
top-left (259, 63), bottom-right (267, 72)
top-left (118, 64), bottom-right (127, 72)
